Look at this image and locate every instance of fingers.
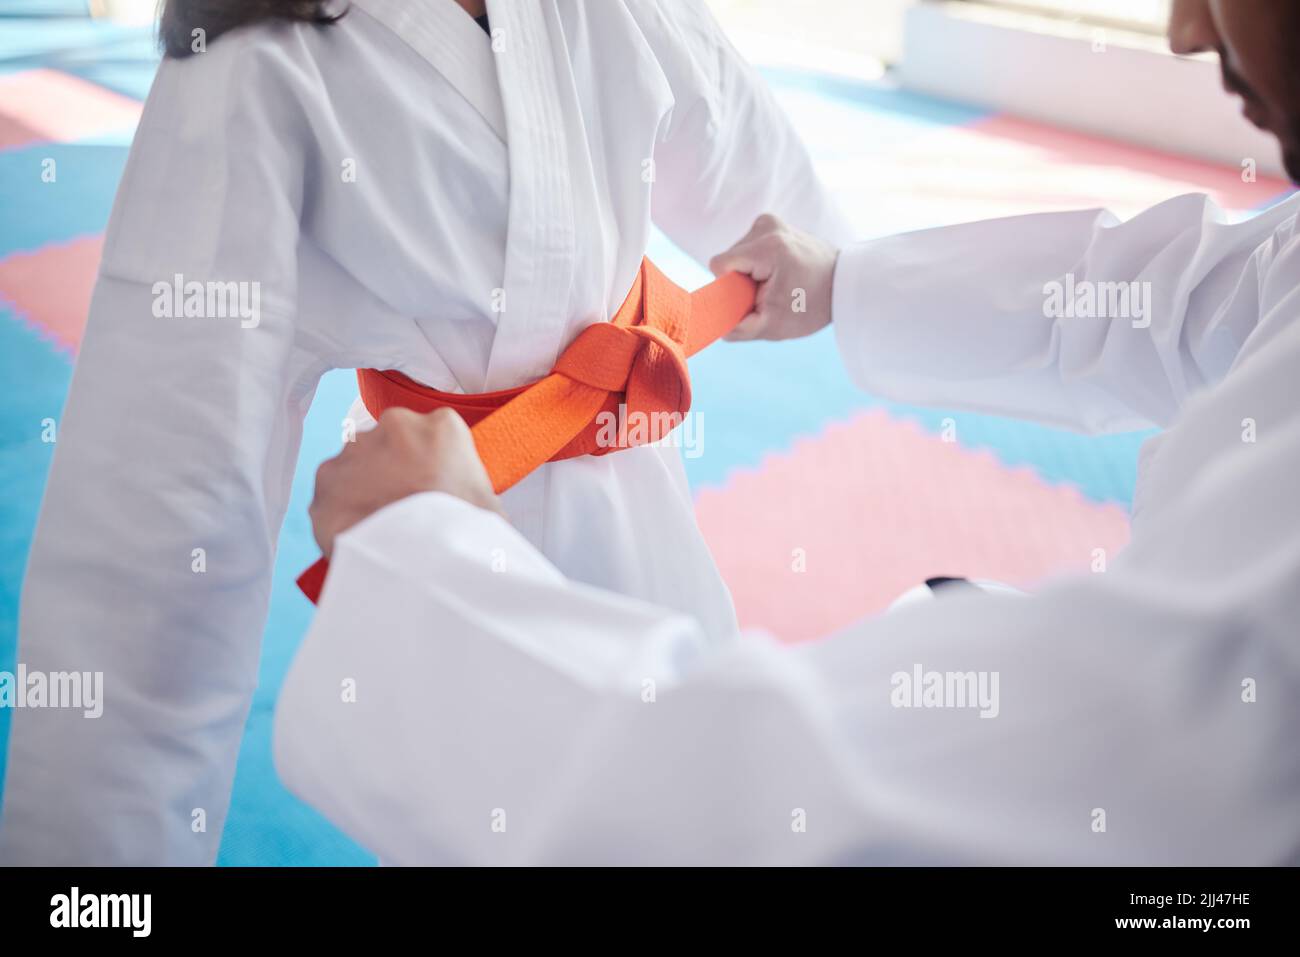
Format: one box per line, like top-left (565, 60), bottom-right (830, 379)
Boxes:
top-left (723, 311), bottom-right (768, 342)
top-left (309, 404), bottom-right (502, 558)
top-left (375, 404), bottom-right (423, 433)
top-left (709, 248), bottom-right (754, 280)
top-left (423, 407), bottom-right (478, 469)
top-left (710, 240), bottom-right (779, 282)
top-left (370, 405), bottom-right (473, 464)
top-left (375, 404), bottom-right (467, 437)
top-left (742, 212), bottom-right (784, 244)
top-left (725, 269), bottom-right (790, 340)
top-left (424, 407), bottom-right (505, 517)
top-left (306, 458), bottom-right (332, 517)
top-left (709, 245), bottom-right (755, 278)
top-left (425, 405), bottom-right (470, 439)
top-left (307, 454), bottom-right (346, 557)
top-left (709, 213), bottom-right (787, 278)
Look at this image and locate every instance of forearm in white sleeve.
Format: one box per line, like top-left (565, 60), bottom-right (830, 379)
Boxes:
top-left (277, 412), bottom-right (1300, 864)
top-left (273, 493), bottom-right (872, 865)
top-left (0, 45), bottom-right (314, 865)
top-left (636, 0), bottom-right (856, 259)
top-left (833, 192), bottom-right (1300, 432)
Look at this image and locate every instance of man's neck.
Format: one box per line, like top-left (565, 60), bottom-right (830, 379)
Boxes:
top-left (456, 0), bottom-right (488, 19)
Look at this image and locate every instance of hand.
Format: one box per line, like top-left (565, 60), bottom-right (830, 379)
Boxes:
top-left (309, 407), bottom-right (504, 559)
top-left (708, 214), bottom-right (840, 342)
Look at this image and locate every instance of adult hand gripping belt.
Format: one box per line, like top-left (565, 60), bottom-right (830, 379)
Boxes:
top-left (296, 258), bottom-right (757, 603)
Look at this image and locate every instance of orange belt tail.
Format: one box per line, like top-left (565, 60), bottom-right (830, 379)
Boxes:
top-left (297, 258), bottom-right (756, 603)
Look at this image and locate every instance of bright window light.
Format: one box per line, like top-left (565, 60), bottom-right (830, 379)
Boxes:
top-left (968, 0), bottom-right (1173, 31)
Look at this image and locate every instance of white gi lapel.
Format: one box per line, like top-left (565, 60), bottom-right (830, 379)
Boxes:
top-left (481, 0), bottom-right (579, 390)
top-left (351, 0), bottom-right (507, 143)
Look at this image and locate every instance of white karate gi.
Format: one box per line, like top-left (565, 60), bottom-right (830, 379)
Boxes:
top-left (274, 192), bottom-right (1300, 865)
top-left (0, 0), bottom-right (849, 864)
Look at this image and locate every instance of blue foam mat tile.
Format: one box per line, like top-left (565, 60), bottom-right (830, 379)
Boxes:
top-left (0, 306), bottom-right (74, 791)
top-left (0, 143), bottom-right (129, 257)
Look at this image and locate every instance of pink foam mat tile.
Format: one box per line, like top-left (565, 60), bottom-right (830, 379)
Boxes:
top-left (968, 114), bottom-right (1292, 212)
top-left (0, 68), bottom-right (142, 150)
top-left (0, 234), bottom-right (103, 353)
top-left (695, 410), bottom-right (1131, 644)
top-left (830, 113), bottom-right (1292, 234)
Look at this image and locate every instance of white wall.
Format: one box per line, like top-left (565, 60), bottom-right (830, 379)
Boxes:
top-left (900, 1), bottom-right (1286, 178)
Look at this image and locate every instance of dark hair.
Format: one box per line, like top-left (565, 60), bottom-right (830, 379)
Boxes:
top-left (159, 0), bottom-right (346, 59)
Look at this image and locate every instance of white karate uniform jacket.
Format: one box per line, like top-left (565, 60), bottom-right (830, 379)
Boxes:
top-left (274, 192), bottom-right (1300, 865)
top-left (0, 0), bottom-right (849, 864)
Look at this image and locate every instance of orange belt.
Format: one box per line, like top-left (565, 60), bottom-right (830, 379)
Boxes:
top-left (297, 257), bottom-right (756, 603)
